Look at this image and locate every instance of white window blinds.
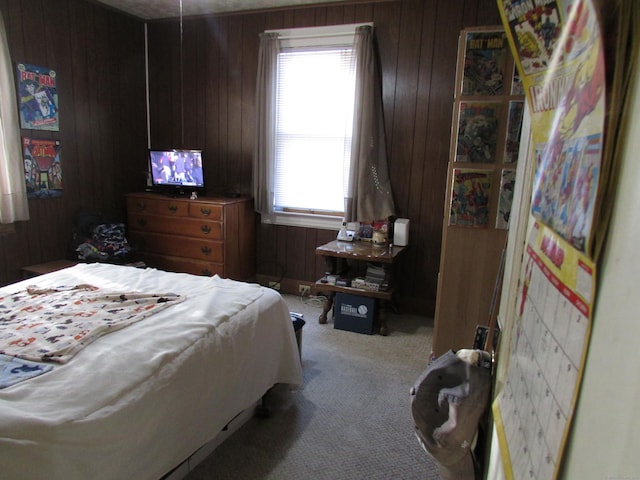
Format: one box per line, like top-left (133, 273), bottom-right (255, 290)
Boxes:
top-left (273, 40), bottom-right (357, 215)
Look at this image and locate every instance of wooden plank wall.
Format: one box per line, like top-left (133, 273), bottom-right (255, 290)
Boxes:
top-left (0, 0), bottom-right (147, 286)
top-left (147, 0), bottom-right (501, 316)
top-left (0, 0), bottom-right (500, 318)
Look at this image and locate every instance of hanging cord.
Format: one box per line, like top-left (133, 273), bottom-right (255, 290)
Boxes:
top-left (179, 0), bottom-right (184, 146)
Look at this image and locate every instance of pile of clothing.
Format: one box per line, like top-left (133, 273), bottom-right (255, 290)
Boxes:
top-left (71, 209), bottom-right (131, 263)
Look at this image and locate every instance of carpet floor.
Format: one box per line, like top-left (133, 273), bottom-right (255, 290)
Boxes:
top-left (186, 293), bottom-right (441, 480)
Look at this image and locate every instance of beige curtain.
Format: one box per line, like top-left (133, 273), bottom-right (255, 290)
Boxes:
top-left (252, 32), bottom-right (279, 216)
top-left (345, 25), bottom-right (395, 223)
top-left (0, 11), bottom-right (29, 224)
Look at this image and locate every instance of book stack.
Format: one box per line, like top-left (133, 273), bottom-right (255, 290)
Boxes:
top-left (364, 263), bottom-right (388, 291)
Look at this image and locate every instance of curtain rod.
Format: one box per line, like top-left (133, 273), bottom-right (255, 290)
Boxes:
top-left (266, 23), bottom-right (373, 41)
top-left (275, 31), bottom-right (358, 40)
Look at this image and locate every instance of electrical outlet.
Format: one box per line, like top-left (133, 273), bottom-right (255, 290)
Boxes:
top-left (269, 281), bottom-right (281, 290)
top-left (298, 284), bottom-right (311, 296)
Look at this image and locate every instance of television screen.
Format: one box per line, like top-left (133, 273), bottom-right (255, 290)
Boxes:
top-left (148, 149), bottom-right (205, 195)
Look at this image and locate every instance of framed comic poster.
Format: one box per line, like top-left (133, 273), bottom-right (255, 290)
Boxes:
top-left (449, 168), bottom-right (492, 228)
top-left (456, 101), bottom-right (501, 163)
top-left (496, 168), bottom-right (516, 229)
top-left (504, 100), bottom-right (525, 163)
top-left (461, 30), bottom-right (508, 96)
top-left (23, 137), bottom-right (63, 199)
top-left (16, 63), bottom-right (59, 131)
top-left (511, 64), bottom-right (525, 95)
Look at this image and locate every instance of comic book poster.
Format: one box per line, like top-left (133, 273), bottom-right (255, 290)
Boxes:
top-left (23, 137), bottom-right (63, 199)
top-left (502, 1), bottom-right (562, 76)
top-left (449, 168), bottom-right (492, 228)
top-left (493, 1), bottom-right (604, 479)
top-left (531, 134), bottom-right (600, 251)
top-left (16, 63), bottom-right (59, 131)
top-left (498, 0), bottom-right (605, 254)
top-left (511, 64), bottom-right (525, 95)
top-left (456, 102), bottom-right (501, 163)
top-left (497, 169), bottom-right (516, 229)
top-left (461, 30), bottom-right (508, 96)
top-left (504, 100), bottom-right (525, 163)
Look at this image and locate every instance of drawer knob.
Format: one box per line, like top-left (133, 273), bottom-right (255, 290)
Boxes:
top-left (201, 225), bottom-right (211, 234)
top-left (137, 218), bottom-right (147, 227)
top-left (136, 201), bottom-right (146, 210)
top-left (203, 269), bottom-right (212, 276)
top-left (167, 204), bottom-right (178, 213)
top-left (201, 246), bottom-right (212, 256)
top-left (200, 208), bottom-right (211, 216)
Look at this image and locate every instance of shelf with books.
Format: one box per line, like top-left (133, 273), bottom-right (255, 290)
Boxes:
top-left (312, 239), bottom-right (406, 335)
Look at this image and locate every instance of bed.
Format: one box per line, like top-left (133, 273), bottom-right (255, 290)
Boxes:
top-left (0, 262), bottom-right (303, 480)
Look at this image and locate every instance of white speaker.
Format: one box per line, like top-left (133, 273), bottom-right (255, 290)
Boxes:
top-left (393, 218), bottom-right (410, 246)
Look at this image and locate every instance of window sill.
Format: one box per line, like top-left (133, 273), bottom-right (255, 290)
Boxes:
top-left (261, 212), bottom-right (342, 231)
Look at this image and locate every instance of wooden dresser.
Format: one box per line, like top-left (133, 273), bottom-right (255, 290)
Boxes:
top-left (125, 193), bottom-right (255, 280)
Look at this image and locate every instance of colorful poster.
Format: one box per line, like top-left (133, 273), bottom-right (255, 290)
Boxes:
top-left (502, 1), bottom-right (562, 76)
top-left (531, 135), bottom-right (600, 252)
top-left (461, 30), bottom-right (508, 96)
top-left (497, 169), bottom-right (516, 229)
top-left (449, 168), bottom-right (492, 227)
top-left (16, 63), bottom-right (59, 131)
top-left (493, 1), bottom-right (605, 478)
top-left (499, 0), bottom-right (605, 254)
top-left (23, 137), bottom-right (63, 199)
top-left (510, 64), bottom-right (524, 95)
top-left (456, 102), bottom-right (501, 163)
top-left (504, 100), bottom-right (524, 163)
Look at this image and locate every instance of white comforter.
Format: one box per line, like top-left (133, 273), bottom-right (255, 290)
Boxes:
top-left (0, 263), bottom-right (303, 480)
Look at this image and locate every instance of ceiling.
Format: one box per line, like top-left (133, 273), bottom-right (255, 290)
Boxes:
top-left (94, 0), bottom-right (352, 20)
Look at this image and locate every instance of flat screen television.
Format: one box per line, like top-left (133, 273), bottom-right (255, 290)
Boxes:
top-left (147, 149), bottom-right (206, 197)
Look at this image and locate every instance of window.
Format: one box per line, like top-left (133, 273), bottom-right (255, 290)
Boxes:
top-left (259, 24), bottom-right (367, 229)
top-left (254, 24), bottom-right (394, 229)
top-left (274, 47), bottom-right (355, 217)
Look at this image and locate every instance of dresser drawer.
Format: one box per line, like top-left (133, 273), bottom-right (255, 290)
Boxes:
top-left (189, 202), bottom-right (223, 220)
top-left (127, 196), bottom-right (158, 214)
top-left (128, 213), bottom-right (223, 240)
top-left (129, 231), bottom-right (223, 263)
top-left (156, 198), bottom-right (189, 217)
top-left (138, 252), bottom-right (224, 277)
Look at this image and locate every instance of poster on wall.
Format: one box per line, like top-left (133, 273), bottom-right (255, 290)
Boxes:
top-left (455, 102), bottom-right (501, 163)
top-left (504, 100), bottom-right (524, 163)
top-left (16, 63), bottom-right (59, 131)
top-left (499, 0), bottom-right (605, 254)
top-left (449, 168), bottom-right (492, 227)
top-left (497, 169), bottom-right (516, 229)
top-left (23, 137), bottom-right (63, 199)
top-left (510, 64), bottom-right (524, 95)
top-left (493, 0), bottom-right (604, 478)
top-left (461, 30), bottom-right (508, 96)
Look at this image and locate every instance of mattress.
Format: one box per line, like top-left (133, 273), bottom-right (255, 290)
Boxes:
top-left (0, 263), bottom-right (303, 480)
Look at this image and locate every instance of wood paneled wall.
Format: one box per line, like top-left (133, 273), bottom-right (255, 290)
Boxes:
top-left (0, 0), bottom-right (147, 286)
top-left (0, 0), bottom-right (500, 318)
top-left (147, 0), bottom-right (501, 315)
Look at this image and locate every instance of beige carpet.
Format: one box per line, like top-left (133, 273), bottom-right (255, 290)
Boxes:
top-left (186, 293), bottom-right (441, 480)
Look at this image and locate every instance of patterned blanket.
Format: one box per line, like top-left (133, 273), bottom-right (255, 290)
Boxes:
top-left (0, 284), bottom-right (185, 363)
top-left (0, 354), bottom-right (53, 388)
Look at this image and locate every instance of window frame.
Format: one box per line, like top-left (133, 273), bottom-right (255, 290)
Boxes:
top-left (260, 23), bottom-right (372, 231)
